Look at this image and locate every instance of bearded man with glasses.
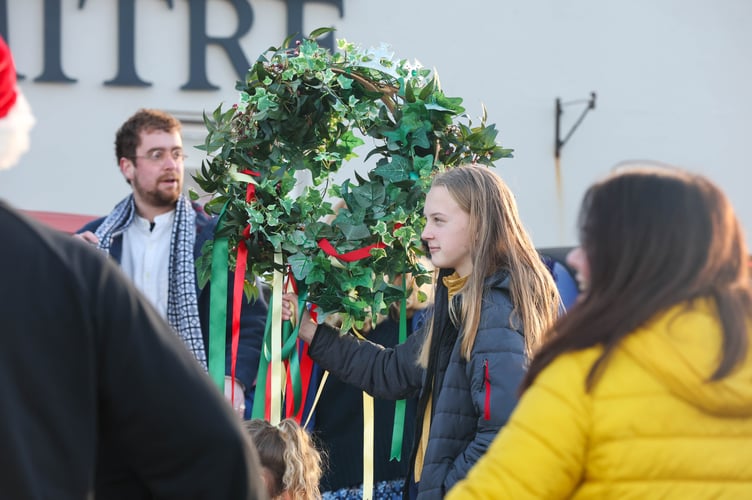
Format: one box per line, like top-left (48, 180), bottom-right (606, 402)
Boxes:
top-left (75, 109), bottom-right (267, 424)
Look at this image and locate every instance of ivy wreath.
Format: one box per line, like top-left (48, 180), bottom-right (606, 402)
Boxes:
top-left (193, 28), bottom-right (512, 331)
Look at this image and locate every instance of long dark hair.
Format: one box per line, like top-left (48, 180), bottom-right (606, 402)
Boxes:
top-left (521, 164), bottom-right (752, 392)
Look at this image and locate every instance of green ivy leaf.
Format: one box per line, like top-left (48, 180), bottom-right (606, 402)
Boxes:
top-left (373, 158), bottom-right (409, 182)
top-left (338, 221), bottom-right (372, 241)
top-left (351, 182), bottom-right (386, 208)
top-left (288, 252), bottom-right (313, 281)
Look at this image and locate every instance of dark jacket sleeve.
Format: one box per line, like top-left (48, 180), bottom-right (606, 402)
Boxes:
top-left (77, 217), bottom-right (104, 234)
top-left (307, 323), bottom-right (426, 400)
top-left (85, 243), bottom-right (267, 499)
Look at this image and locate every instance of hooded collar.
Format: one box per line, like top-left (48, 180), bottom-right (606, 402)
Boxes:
top-left (620, 298), bottom-right (752, 417)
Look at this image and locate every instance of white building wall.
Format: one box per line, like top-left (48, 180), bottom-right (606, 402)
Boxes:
top-left (2, 0), bottom-right (750, 247)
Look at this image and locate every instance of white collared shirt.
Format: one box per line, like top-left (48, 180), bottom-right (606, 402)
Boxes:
top-left (120, 210), bottom-right (175, 317)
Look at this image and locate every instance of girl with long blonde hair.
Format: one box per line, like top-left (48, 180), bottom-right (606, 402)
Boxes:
top-left (283, 165), bottom-right (560, 499)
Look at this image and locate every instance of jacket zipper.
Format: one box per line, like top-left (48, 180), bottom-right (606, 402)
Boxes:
top-left (483, 359), bottom-right (491, 420)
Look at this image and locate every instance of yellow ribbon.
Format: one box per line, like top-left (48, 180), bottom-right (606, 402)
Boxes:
top-left (270, 252), bottom-right (284, 424)
top-left (304, 370), bottom-right (329, 429)
top-left (363, 392), bottom-right (374, 500)
top-left (352, 324), bottom-right (374, 499)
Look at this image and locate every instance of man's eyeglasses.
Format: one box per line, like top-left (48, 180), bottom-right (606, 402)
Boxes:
top-left (132, 149), bottom-right (187, 164)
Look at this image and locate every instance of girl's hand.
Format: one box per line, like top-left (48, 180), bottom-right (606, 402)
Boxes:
top-left (282, 293), bottom-right (317, 344)
top-left (281, 292), bottom-right (298, 322)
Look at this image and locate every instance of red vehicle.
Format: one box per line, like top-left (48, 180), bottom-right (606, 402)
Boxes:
top-left (22, 210), bottom-right (97, 234)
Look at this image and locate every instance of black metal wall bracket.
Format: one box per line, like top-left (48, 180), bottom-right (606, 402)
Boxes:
top-left (555, 92), bottom-right (597, 159)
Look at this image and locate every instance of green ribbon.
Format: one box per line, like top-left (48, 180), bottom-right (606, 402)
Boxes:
top-left (389, 277), bottom-right (408, 461)
top-left (282, 310), bottom-right (302, 413)
top-left (250, 287), bottom-right (308, 420)
top-left (285, 289), bottom-right (309, 415)
top-left (251, 303), bottom-right (273, 420)
top-left (208, 208), bottom-right (229, 391)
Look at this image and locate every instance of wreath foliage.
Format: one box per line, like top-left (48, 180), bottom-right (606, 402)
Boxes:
top-left (193, 28), bottom-right (512, 330)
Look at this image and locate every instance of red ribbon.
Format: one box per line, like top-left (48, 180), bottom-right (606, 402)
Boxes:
top-left (295, 341), bottom-right (314, 423)
top-left (316, 222), bottom-right (402, 263)
top-left (230, 169), bottom-right (260, 408)
top-left (231, 243), bottom-right (247, 408)
top-left (284, 359), bottom-right (294, 417)
top-left (283, 272), bottom-right (315, 423)
top-left (317, 238), bottom-right (385, 262)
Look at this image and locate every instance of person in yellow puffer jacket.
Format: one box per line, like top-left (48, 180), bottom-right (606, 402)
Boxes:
top-left (447, 163), bottom-right (752, 500)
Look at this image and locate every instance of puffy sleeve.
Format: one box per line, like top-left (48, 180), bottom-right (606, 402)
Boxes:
top-left (446, 353), bottom-right (591, 499)
top-left (307, 323), bottom-right (425, 400)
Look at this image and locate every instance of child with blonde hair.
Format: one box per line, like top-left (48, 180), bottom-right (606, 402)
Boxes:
top-left (245, 418), bottom-right (324, 500)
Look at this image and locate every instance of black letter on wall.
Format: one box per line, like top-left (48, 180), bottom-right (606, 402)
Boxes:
top-left (102, 0), bottom-right (174, 87)
top-left (34, 0), bottom-right (76, 83)
top-left (0, 0), bottom-right (24, 80)
top-left (283, 0), bottom-right (344, 52)
top-left (0, 0), bottom-right (6, 42)
top-left (182, 0), bottom-right (253, 91)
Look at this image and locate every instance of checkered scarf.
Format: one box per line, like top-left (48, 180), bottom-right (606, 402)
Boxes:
top-left (94, 194), bottom-right (207, 369)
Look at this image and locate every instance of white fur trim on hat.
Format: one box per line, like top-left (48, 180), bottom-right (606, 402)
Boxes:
top-left (0, 90), bottom-right (35, 171)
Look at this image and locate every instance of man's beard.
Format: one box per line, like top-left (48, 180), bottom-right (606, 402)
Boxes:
top-left (133, 176), bottom-right (182, 208)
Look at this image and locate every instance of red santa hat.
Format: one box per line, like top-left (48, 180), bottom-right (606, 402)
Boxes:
top-left (0, 36), bottom-right (17, 119)
top-left (0, 35), bottom-right (34, 171)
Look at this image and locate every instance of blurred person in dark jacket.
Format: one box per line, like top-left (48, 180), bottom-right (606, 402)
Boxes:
top-left (0, 35), bottom-right (268, 500)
